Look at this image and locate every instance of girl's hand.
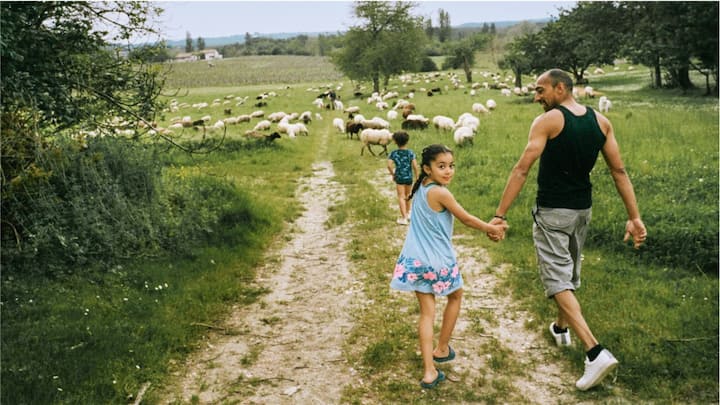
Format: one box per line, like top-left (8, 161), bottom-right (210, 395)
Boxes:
top-left (486, 221), bottom-right (508, 242)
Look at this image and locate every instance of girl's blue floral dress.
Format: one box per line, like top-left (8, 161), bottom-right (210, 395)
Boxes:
top-left (390, 183), bottom-right (463, 296)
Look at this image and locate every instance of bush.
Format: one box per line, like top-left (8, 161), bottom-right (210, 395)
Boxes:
top-left (419, 56), bottom-right (439, 72)
top-left (1, 134), bottom-right (257, 276)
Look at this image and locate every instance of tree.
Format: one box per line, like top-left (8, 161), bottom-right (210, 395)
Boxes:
top-left (438, 8), bottom-right (451, 43)
top-left (1, 2), bottom-right (165, 132)
top-left (185, 30), bottom-right (193, 52)
top-left (423, 16), bottom-right (434, 39)
top-left (621, 1), bottom-right (718, 92)
top-left (500, 33), bottom-right (543, 88)
top-left (445, 34), bottom-right (490, 83)
top-left (331, 1), bottom-right (426, 93)
top-left (532, 2), bottom-right (624, 83)
top-left (197, 36), bottom-right (205, 51)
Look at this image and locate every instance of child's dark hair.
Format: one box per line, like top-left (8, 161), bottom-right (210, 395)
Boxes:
top-left (392, 130), bottom-right (410, 147)
top-left (408, 144), bottom-right (453, 200)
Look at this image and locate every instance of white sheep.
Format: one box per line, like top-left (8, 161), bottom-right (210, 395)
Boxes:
top-left (584, 86), bottom-right (595, 98)
top-left (501, 88), bottom-right (512, 97)
top-left (250, 110), bottom-right (264, 118)
top-left (253, 120), bottom-right (272, 131)
top-left (453, 126), bottom-right (474, 146)
top-left (361, 117), bottom-right (390, 130)
top-left (472, 102), bottom-right (489, 114)
top-left (455, 112), bottom-right (479, 132)
top-left (386, 110), bottom-right (398, 120)
top-left (486, 99), bottom-right (497, 110)
top-left (344, 106), bottom-right (361, 114)
top-left (313, 98), bottom-right (324, 109)
top-left (359, 128), bottom-right (393, 156)
top-left (332, 118), bottom-right (345, 133)
top-left (598, 96), bottom-right (612, 113)
top-left (432, 115), bottom-right (455, 132)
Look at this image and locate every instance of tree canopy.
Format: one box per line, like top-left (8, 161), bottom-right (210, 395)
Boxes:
top-left (330, 1), bottom-right (426, 93)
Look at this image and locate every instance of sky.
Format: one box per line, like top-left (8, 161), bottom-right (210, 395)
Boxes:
top-left (155, 1), bottom-right (577, 40)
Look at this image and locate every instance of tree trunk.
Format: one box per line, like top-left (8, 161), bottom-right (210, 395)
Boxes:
top-left (514, 69), bottom-right (522, 88)
top-left (653, 61), bottom-right (662, 88)
top-left (463, 58), bottom-right (472, 83)
top-left (677, 65), bottom-right (693, 90)
top-left (372, 73), bottom-right (380, 93)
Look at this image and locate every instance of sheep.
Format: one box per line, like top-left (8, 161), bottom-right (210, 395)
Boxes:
top-left (344, 106), bottom-right (361, 115)
top-left (236, 114), bottom-right (251, 123)
top-left (298, 111), bottom-right (312, 125)
top-left (253, 120), bottom-right (272, 131)
top-left (598, 96), bottom-right (612, 113)
top-left (312, 98), bottom-right (324, 109)
top-left (268, 111), bottom-right (288, 122)
top-left (359, 128), bottom-right (393, 156)
top-left (500, 88), bottom-right (512, 97)
top-left (361, 117), bottom-right (390, 130)
top-left (401, 103), bottom-right (416, 119)
top-left (455, 113), bottom-right (479, 132)
top-left (584, 86), bottom-right (595, 98)
top-left (472, 102), bottom-right (489, 114)
top-left (432, 115), bottom-right (455, 132)
top-left (453, 126), bottom-right (475, 146)
top-left (314, 113), bottom-right (323, 120)
top-left (486, 99), bottom-right (497, 110)
top-left (345, 121), bottom-right (363, 140)
top-left (386, 110), bottom-right (398, 120)
top-left (250, 110), bottom-right (264, 118)
top-left (401, 114), bottom-right (429, 130)
top-left (333, 118), bottom-right (345, 133)
top-left (333, 99), bottom-right (344, 111)
top-left (245, 130), bottom-right (282, 143)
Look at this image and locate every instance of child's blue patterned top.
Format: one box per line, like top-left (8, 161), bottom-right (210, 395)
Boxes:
top-left (390, 183), bottom-right (463, 296)
top-left (388, 149), bottom-right (416, 185)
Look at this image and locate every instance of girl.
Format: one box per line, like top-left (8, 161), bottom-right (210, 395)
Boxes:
top-left (387, 131), bottom-right (420, 225)
top-left (390, 144), bottom-right (507, 389)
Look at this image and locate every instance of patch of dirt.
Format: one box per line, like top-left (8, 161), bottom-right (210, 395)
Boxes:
top-left (160, 158), bottom-right (362, 404)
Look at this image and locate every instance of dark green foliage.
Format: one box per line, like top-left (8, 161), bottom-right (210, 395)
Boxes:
top-left (419, 56), bottom-right (439, 72)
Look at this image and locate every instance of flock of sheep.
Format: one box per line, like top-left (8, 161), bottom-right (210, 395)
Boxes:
top-left (75, 68), bottom-right (613, 154)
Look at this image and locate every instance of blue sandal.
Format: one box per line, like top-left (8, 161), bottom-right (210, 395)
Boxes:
top-left (420, 369), bottom-right (445, 389)
top-left (433, 346), bottom-right (456, 363)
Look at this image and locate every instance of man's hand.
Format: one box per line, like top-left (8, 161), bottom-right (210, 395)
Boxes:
top-left (487, 217), bottom-right (508, 242)
top-left (624, 218), bottom-right (647, 249)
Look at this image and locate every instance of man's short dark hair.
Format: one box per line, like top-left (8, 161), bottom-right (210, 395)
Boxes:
top-left (546, 69), bottom-right (574, 92)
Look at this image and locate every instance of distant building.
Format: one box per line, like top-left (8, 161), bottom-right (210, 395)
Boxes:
top-left (174, 52), bottom-right (198, 63)
top-left (172, 49), bottom-right (222, 63)
top-left (198, 49), bottom-right (223, 61)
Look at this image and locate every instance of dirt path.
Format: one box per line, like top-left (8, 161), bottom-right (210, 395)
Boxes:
top-left (160, 139), bottom-right (361, 403)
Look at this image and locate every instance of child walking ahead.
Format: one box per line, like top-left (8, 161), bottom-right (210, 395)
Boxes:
top-left (387, 131), bottom-right (419, 225)
top-left (390, 144), bottom-right (507, 389)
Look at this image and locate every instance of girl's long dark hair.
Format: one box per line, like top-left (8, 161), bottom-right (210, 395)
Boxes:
top-left (408, 144), bottom-right (453, 200)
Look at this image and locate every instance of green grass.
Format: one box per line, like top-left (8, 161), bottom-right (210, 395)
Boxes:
top-left (2, 56), bottom-right (717, 403)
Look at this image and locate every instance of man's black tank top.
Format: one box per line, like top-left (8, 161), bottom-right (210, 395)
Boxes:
top-left (537, 105), bottom-right (606, 209)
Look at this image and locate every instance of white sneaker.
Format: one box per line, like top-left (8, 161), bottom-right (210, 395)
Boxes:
top-left (575, 349), bottom-right (619, 391)
top-left (396, 217), bottom-right (408, 225)
top-left (549, 322), bottom-right (571, 346)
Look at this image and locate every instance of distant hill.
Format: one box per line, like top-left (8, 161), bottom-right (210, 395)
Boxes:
top-left (456, 17), bottom-right (549, 29)
top-left (162, 18), bottom-right (550, 48)
top-left (164, 31), bottom-right (342, 48)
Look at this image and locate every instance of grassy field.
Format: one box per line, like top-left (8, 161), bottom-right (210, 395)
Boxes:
top-left (2, 55), bottom-right (717, 403)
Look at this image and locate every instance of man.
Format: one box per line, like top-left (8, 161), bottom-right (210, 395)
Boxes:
top-left (491, 68), bottom-right (647, 390)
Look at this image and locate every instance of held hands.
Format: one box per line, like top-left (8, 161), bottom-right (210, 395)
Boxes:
top-left (624, 218), bottom-right (647, 249)
top-left (486, 217), bottom-right (508, 242)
